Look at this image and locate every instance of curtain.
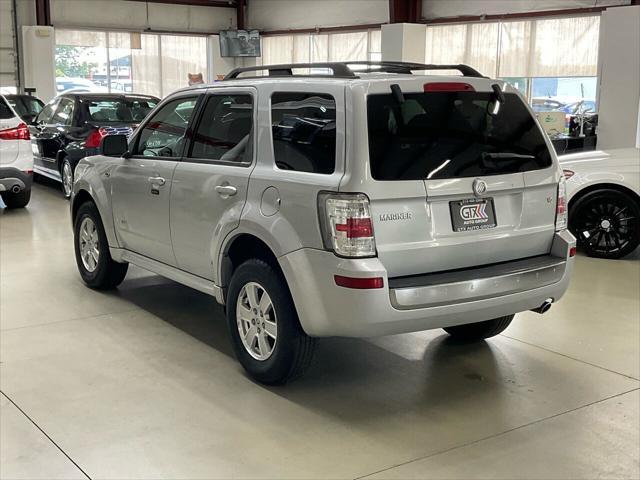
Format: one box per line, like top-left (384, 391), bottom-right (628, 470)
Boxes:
top-left (131, 34), bottom-right (161, 98)
top-left (425, 15), bottom-right (600, 78)
top-left (531, 16), bottom-right (600, 77)
top-left (160, 35), bottom-right (208, 96)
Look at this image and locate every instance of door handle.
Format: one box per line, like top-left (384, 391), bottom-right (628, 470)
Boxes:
top-left (148, 176), bottom-right (166, 186)
top-left (215, 185), bottom-right (237, 197)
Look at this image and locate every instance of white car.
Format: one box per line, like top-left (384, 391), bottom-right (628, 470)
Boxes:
top-left (0, 95), bottom-right (33, 208)
top-left (561, 147), bottom-right (640, 259)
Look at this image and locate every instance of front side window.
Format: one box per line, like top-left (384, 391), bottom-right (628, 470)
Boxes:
top-left (134, 97), bottom-right (198, 157)
top-left (271, 92), bottom-right (336, 174)
top-left (188, 94), bottom-right (253, 164)
top-left (51, 98), bottom-right (75, 125)
top-left (367, 91), bottom-right (552, 181)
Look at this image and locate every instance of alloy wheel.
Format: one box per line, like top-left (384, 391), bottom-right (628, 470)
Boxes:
top-left (78, 217), bottom-right (100, 272)
top-left (574, 196), bottom-right (638, 256)
top-left (62, 161), bottom-right (73, 198)
top-left (236, 282), bottom-right (278, 361)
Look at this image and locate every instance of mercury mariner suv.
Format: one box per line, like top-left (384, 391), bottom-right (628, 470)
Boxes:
top-left (70, 62), bottom-right (576, 384)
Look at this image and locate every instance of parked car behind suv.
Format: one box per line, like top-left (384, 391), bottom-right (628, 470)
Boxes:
top-left (4, 94), bottom-right (44, 124)
top-left (561, 147), bottom-right (639, 259)
top-left (70, 62), bottom-right (576, 384)
top-left (31, 92), bottom-right (159, 198)
top-left (0, 95), bottom-right (33, 208)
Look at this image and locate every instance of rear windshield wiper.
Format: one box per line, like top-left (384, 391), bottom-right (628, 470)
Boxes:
top-left (482, 152), bottom-right (535, 161)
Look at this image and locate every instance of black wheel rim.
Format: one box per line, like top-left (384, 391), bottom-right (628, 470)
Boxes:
top-left (573, 196), bottom-right (638, 255)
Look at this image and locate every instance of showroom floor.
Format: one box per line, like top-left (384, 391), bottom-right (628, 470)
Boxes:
top-left (1, 181), bottom-right (639, 480)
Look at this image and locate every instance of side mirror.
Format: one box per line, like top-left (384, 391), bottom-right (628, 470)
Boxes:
top-left (100, 134), bottom-right (130, 157)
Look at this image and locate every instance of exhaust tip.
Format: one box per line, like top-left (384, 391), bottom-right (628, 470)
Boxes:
top-left (531, 298), bottom-right (554, 314)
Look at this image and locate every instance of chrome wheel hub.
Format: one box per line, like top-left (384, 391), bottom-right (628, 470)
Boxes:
top-left (62, 162), bottom-right (73, 197)
top-left (236, 282), bottom-right (277, 361)
top-left (600, 219), bottom-right (611, 230)
top-left (79, 217), bottom-right (100, 272)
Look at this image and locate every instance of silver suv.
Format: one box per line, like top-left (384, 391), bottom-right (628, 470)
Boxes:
top-left (71, 62), bottom-right (576, 384)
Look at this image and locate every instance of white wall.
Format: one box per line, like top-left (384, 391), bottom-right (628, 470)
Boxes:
top-left (596, 5), bottom-right (640, 149)
top-left (50, 0), bottom-right (236, 32)
top-left (247, 0), bottom-right (388, 30)
top-left (381, 23), bottom-right (426, 63)
top-left (422, 0), bottom-right (630, 19)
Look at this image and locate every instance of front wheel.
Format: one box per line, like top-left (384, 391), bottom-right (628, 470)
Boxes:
top-left (74, 201), bottom-right (128, 289)
top-left (570, 189), bottom-right (640, 259)
top-left (226, 259), bottom-right (316, 385)
top-left (443, 315), bottom-right (514, 342)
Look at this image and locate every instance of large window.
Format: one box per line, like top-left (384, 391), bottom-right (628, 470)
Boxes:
top-left (424, 15), bottom-right (601, 113)
top-left (260, 29), bottom-right (382, 67)
top-left (55, 30), bottom-right (209, 98)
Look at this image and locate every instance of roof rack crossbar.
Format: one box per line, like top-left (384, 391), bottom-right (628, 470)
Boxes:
top-left (224, 61), bottom-right (485, 80)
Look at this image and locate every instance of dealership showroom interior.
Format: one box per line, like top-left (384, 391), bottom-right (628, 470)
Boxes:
top-left (1, 0), bottom-right (640, 478)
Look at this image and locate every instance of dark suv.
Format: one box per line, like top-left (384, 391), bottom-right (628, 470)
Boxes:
top-left (31, 92), bottom-right (159, 198)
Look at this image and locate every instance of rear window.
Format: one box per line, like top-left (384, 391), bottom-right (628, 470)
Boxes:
top-left (6, 96), bottom-right (43, 121)
top-left (81, 98), bottom-right (158, 123)
top-left (0, 98), bottom-right (14, 120)
top-left (367, 91), bottom-right (552, 181)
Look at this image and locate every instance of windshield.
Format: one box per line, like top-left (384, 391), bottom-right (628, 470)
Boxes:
top-left (6, 96), bottom-right (44, 121)
top-left (367, 91), bottom-right (552, 181)
top-left (81, 97), bottom-right (158, 123)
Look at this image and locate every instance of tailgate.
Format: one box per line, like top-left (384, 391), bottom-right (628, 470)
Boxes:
top-left (363, 78), bottom-right (559, 277)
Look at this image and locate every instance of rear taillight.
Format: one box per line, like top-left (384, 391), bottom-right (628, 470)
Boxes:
top-left (318, 192), bottom-right (376, 257)
top-left (85, 127), bottom-right (108, 148)
top-left (555, 176), bottom-right (568, 231)
top-left (334, 275), bottom-right (383, 289)
top-left (0, 122), bottom-right (30, 140)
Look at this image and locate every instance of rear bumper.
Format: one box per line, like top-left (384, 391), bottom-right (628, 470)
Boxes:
top-left (0, 168), bottom-right (32, 193)
top-left (279, 230), bottom-right (576, 337)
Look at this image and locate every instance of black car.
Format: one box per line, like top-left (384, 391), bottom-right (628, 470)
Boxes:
top-left (30, 92), bottom-right (159, 198)
top-left (5, 94), bottom-right (44, 123)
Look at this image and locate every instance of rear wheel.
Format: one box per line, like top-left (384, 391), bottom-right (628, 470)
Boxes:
top-left (61, 158), bottom-right (74, 199)
top-left (226, 258), bottom-right (316, 384)
top-left (74, 201), bottom-right (128, 289)
top-left (1, 188), bottom-right (31, 209)
top-left (570, 189), bottom-right (640, 259)
top-left (443, 315), bottom-right (514, 342)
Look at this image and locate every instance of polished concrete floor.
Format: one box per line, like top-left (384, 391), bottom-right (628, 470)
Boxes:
top-left (1, 181), bottom-right (639, 479)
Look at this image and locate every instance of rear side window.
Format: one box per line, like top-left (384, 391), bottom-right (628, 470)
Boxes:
top-left (0, 98), bottom-right (13, 120)
top-left (367, 91), bottom-right (552, 181)
top-left (134, 97), bottom-right (198, 157)
top-left (271, 92), bottom-right (336, 174)
top-left (188, 94), bottom-right (253, 164)
top-left (81, 98), bottom-right (158, 123)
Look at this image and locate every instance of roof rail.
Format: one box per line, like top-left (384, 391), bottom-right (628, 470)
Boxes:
top-left (224, 61), bottom-right (485, 80)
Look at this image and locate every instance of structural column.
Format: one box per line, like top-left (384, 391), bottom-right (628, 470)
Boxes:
top-left (381, 23), bottom-right (426, 63)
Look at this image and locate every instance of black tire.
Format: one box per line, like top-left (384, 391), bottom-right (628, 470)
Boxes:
top-left (1, 188), bottom-right (31, 209)
top-left (226, 258), bottom-right (316, 385)
top-left (443, 315), bottom-right (514, 342)
top-left (61, 157), bottom-right (74, 199)
top-left (569, 188), bottom-right (640, 259)
top-left (74, 201), bottom-right (128, 289)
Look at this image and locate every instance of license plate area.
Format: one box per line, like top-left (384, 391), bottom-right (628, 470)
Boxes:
top-left (449, 198), bottom-right (497, 232)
